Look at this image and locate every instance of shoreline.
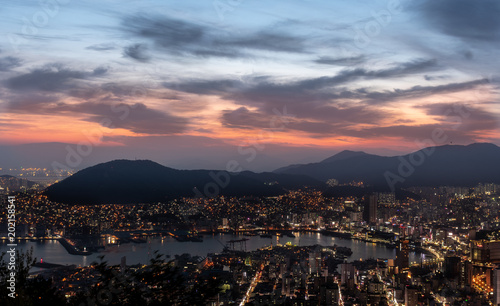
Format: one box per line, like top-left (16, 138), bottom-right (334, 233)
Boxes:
top-left (1, 231), bottom-right (434, 259)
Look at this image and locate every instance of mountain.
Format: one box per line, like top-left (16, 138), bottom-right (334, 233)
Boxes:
top-left (43, 160), bottom-right (324, 204)
top-left (274, 150), bottom-right (375, 173)
top-left (275, 143), bottom-right (500, 190)
top-left (320, 150), bottom-right (374, 163)
top-left (0, 175), bottom-right (37, 192)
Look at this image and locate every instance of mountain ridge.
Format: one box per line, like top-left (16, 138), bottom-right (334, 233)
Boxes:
top-left (43, 159), bottom-right (324, 204)
top-left (275, 143), bottom-right (500, 189)
top-left (42, 143), bottom-right (500, 203)
top-left (320, 150), bottom-right (374, 163)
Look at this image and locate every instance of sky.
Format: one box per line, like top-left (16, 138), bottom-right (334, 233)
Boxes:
top-left (0, 0), bottom-right (499, 171)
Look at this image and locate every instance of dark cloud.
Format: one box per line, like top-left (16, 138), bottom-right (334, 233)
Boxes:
top-left (221, 107), bottom-right (274, 130)
top-left (192, 49), bottom-right (242, 58)
top-left (168, 60), bottom-right (494, 140)
top-left (166, 59), bottom-right (440, 110)
top-left (418, 0), bottom-right (500, 41)
top-left (123, 15), bottom-right (204, 49)
top-left (67, 81), bottom-right (164, 101)
top-left (336, 102), bottom-right (500, 142)
top-left (167, 59), bottom-right (437, 95)
top-left (86, 43), bottom-right (117, 51)
top-left (372, 59), bottom-right (438, 77)
top-left (221, 105), bottom-right (388, 135)
top-left (314, 55), bottom-right (365, 66)
top-left (123, 43), bottom-right (151, 62)
top-left (92, 66), bottom-right (109, 76)
top-left (218, 31), bottom-right (305, 53)
top-left (18, 100), bottom-right (187, 135)
top-left (0, 56), bottom-right (22, 71)
top-left (360, 79), bottom-right (489, 104)
top-left (80, 102), bottom-right (187, 134)
top-left (351, 124), bottom-right (477, 143)
top-left (164, 79), bottom-right (246, 95)
top-left (3, 65), bottom-right (188, 135)
top-left (288, 121), bottom-right (342, 135)
top-left (5, 64), bottom-right (110, 98)
top-left (415, 103), bottom-right (500, 132)
top-left (5, 64), bottom-right (92, 92)
top-left (121, 14), bottom-right (306, 58)
top-left (5, 93), bottom-right (60, 111)
top-left (165, 59), bottom-right (483, 135)
top-left (424, 75), bottom-right (449, 81)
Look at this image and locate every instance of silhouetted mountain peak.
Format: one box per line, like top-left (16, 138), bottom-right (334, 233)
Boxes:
top-left (320, 150), bottom-right (371, 163)
top-left (277, 142), bottom-right (500, 189)
top-left (464, 142), bottom-right (499, 150)
top-left (44, 159), bottom-right (324, 204)
top-left (93, 159), bottom-right (164, 168)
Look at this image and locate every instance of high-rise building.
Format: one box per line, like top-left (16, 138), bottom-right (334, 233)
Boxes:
top-left (493, 267), bottom-right (500, 306)
top-left (363, 194), bottom-right (378, 224)
top-left (471, 240), bottom-right (500, 263)
top-left (444, 256), bottom-right (461, 279)
top-left (405, 286), bottom-right (419, 306)
top-left (341, 262), bottom-right (356, 284)
top-left (396, 239), bottom-right (410, 270)
top-left (377, 192), bottom-right (395, 205)
top-left (309, 250), bottom-right (322, 275)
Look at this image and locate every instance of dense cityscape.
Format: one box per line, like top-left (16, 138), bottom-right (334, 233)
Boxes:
top-left (2, 177), bottom-right (500, 305)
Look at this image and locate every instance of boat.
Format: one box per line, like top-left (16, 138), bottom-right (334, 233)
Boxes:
top-left (173, 235), bottom-right (190, 242)
top-left (260, 234), bottom-right (272, 238)
top-left (190, 236), bottom-right (203, 242)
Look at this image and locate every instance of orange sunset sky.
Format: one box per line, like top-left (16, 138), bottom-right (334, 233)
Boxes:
top-left (0, 0), bottom-right (499, 171)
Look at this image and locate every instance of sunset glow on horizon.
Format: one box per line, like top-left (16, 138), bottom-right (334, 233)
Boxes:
top-left (1, 0), bottom-right (499, 170)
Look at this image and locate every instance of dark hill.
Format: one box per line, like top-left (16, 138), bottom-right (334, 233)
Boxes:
top-left (275, 143), bottom-right (500, 190)
top-left (0, 175), bottom-right (37, 191)
top-left (44, 160), bottom-right (324, 204)
top-left (320, 150), bottom-right (374, 163)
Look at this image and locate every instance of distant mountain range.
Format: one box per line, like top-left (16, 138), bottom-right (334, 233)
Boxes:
top-left (43, 143), bottom-right (500, 204)
top-left (0, 175), bottom-right (37, 192)
top-left (44, 160), bottom-right (324, 204)
top-left (275, 143), bottom-right (500, 190)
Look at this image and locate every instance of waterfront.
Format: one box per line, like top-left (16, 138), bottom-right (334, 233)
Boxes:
top-left (0, 232), bottom-right (421, 267)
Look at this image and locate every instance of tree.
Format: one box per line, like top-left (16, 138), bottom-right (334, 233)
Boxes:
top-left (0, 247), bottom-right (66, 306)
top-left (69, 252), bottom-right (222, 306)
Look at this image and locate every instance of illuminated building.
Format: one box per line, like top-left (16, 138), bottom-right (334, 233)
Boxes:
top-left (309, 249), bottom-right (322, 275)
top-left (341, 262), bottom-right (356, 286)
top-left (494, 267), bottom-right (500, 306)
top-left (405, 286), bottom-right (419, 306)
top-left (396, 239), bottom-right (410, 270)
top-left (471, 240), bottom-right (500, 263)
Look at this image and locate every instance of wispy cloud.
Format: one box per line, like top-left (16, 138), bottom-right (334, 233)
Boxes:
top-left (123, 43), bottom-right (151, 62)
top-left (121, 14), bottom-right (306, 59)
top-left (5, 64), bottom-right (101, 92)
top-left (0, 56), bottom-right (22, 71)
top-left (314, 55), bottom-right (365, 66)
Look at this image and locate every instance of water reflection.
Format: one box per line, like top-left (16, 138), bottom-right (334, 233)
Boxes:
top-left (1, 233), bottom-right (419, 267)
